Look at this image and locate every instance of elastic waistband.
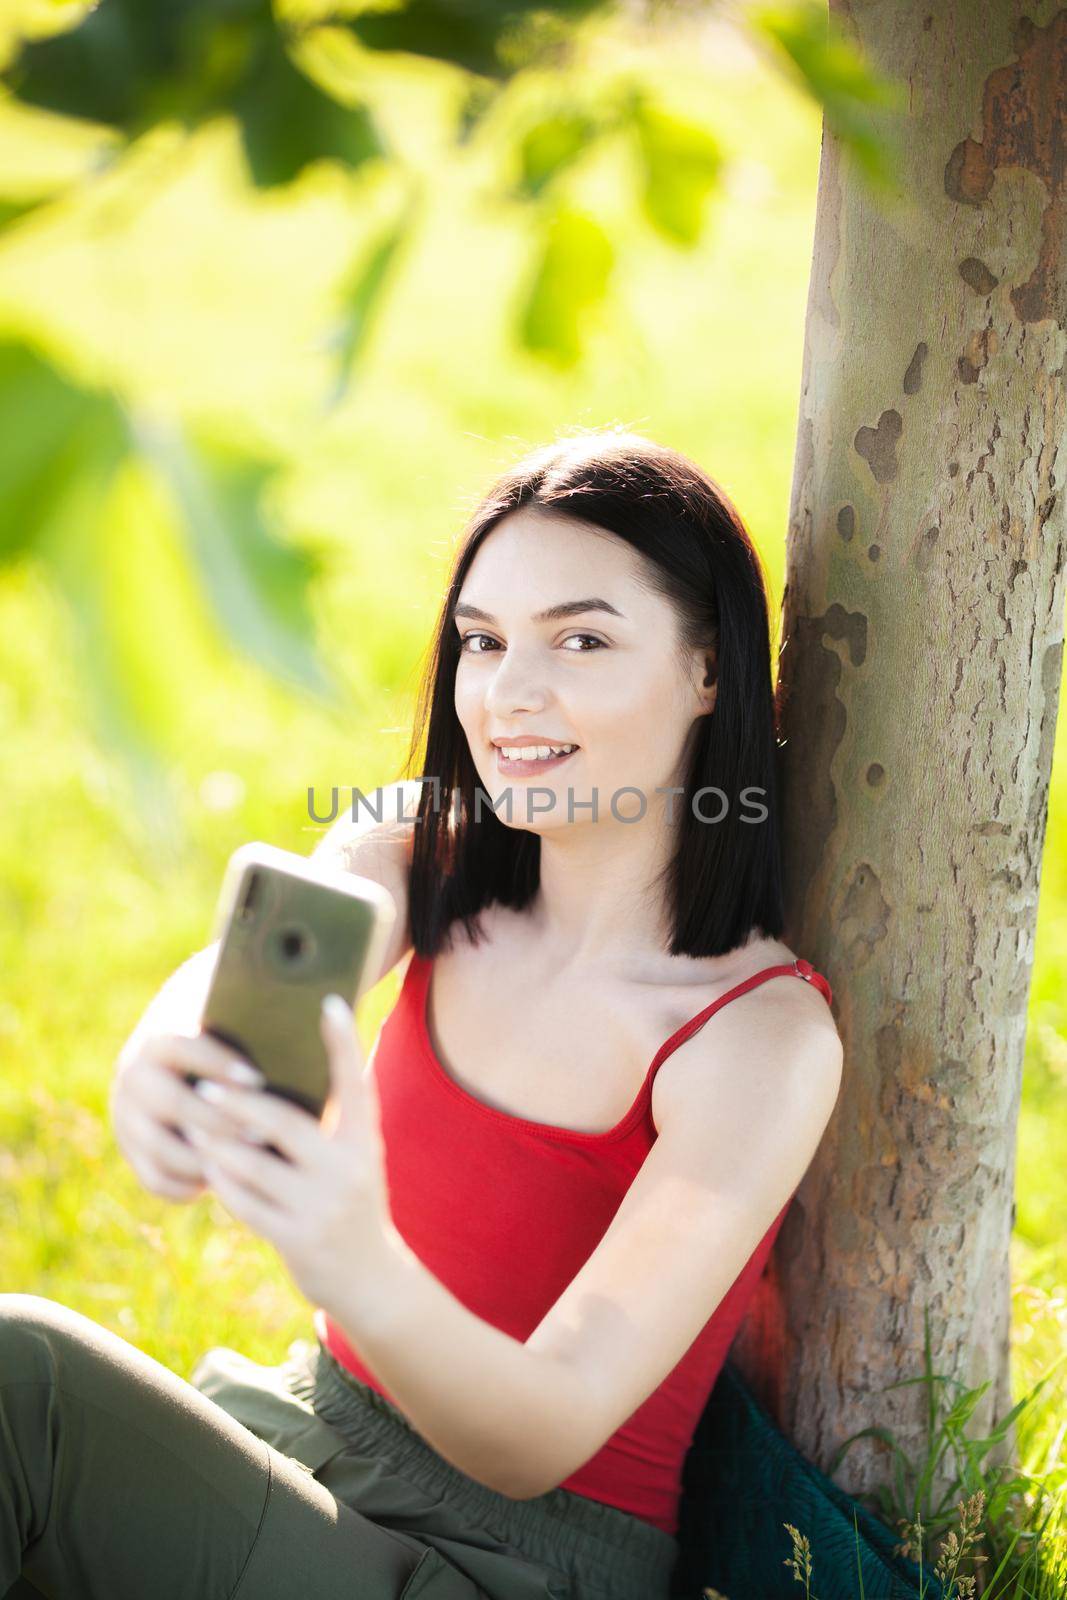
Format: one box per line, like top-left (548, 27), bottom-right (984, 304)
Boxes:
top-left (282, 1337), bottom-right (679, 1600)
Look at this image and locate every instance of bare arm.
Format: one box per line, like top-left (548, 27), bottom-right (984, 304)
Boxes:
top-left (123, 942), bottom-right (221, 1048)
top-left (322, 987), bottom-right (842, 1499)
top-left (112, 779), bottom-right (420, 1201)
top-left (109, 941), bottom-right (260, 1203)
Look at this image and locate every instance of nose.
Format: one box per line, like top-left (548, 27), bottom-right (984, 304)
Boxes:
top-left (482, 645), bottom-right (549, 718)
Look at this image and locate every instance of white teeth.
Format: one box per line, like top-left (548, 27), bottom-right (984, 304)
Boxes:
top-left (499, 744), bottom-right (576, 761)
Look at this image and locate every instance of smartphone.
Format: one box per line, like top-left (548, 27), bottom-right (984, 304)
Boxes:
top-left (193, 842), bottom-right (397, 1125)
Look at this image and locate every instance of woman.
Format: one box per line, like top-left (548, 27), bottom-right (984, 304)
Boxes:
top-left (1, 430), bottom-right (843, 1600)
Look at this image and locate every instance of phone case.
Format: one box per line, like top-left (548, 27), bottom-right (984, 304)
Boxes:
top-left (198, 842), bottom-right (397, 1121)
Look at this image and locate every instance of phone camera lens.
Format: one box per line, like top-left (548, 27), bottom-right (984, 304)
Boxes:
top-left (264, 923), bottom-right (316, 975)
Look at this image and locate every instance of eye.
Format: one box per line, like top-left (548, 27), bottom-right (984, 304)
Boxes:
top-left (457, 632), bottom-right (500, 654)
top-left (457, 632), bottom-right (606, 654)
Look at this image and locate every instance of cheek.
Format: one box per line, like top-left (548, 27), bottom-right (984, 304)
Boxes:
top-left (583, 671), bottom-right (669, 727)
top-left (454, 675), bottom-right (487, 744)
top-left (454, 669), bottom-right (477, 716)
top-left (591, 677), bottom-right (692, 763)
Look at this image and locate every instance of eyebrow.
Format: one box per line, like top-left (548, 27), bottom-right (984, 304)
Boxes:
top-left (453, 598), bottom-right (625, 625)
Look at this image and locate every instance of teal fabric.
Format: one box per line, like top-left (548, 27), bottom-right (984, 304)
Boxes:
top-left (669, 1362), bottom-right (945, 1600)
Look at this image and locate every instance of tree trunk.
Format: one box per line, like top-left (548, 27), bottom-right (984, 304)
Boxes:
top-left (730, 0), bottom-right (1067, 1517)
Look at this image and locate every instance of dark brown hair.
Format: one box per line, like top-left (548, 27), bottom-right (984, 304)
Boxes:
top-left (400, 428), bottom-right (785, 959)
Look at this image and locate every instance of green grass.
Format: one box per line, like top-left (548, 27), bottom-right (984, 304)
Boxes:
top-left (0, 9), bottom-right (1064, 1593)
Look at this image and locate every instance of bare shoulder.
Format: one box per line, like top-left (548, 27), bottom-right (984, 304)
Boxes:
top-left (650, 953), bottom-right (843, 1142)
top-left (312, 779), bottom-right (421, 869)
top-left (310, 779), bottom-right (421, 988)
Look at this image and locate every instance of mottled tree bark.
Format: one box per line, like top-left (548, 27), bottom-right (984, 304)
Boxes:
top-left (731, 0), bottom-right (1066, 1512)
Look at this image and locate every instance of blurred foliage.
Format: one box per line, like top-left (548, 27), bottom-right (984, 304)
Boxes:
top-left (0, 25), bottom-right (1063, 1574)
top-left (319, 170), bottom-right (424, 404)
top-left (519, 206), bottom-right (614, 363)
top-left (0, 0), bottom-right (905, 821)
top-left (0, 0), bottom-right (608, 188)
top-left (0, 338), bottom-right (341, 827)
top-left (748, 0), bottom-right (906, 190)
top-left (0, 14), bottom-right (1062, 1584)
top-left (130, 413), bottom-right (337, 700)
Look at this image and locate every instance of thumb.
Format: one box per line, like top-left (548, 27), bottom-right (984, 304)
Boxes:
top-left (319, 993), bottom-right (366, 1138)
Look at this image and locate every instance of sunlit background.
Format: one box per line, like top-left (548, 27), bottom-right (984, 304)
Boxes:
top-left (0, 0), bottom-right (1063, 1584)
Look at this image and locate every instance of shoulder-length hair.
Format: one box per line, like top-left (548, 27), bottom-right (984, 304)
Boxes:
top-left (400, 428), bottom-right (785, 960)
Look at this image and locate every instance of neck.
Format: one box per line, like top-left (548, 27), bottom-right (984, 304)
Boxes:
top-left (523, 799), bottom-right (683, 976)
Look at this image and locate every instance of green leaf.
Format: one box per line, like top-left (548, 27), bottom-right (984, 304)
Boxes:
top-left (453, 75), bottom-right (502, 144)
top-left (630, 97), bottom-right (722, 248)
top-left (0, 338), bottom-right (129, 564)
top-left (0, 196), bottom-right (57, 229)
top-left (340, 0), bottom-right (609, 82)
top-left (43, 468), bottom-right (186, 852)
top-left (0, 341), bottom-right (343, 835)
top-left (233, 25), bottom-right (385, 187)
top-left (4, 0), bottom-right (386, 189)
top-left (5, 0), bottom-right (263, 133)
top-left (747, 1), bottom-right (907, 191)
top-left (941, 1381), bottom-right (991, 1432)
top-left (320, 175), bottom-right (423, 410)
top-left (825, 1422), bottom-right (913, 1482)
top-left (0, 340), bottom-right (184, 833)
top-left (514, 107), bottom-right (598, 199)
top-left (133, 413), bottom-right (341, 701)
top-left (517, 204), bottom-right (612, 366)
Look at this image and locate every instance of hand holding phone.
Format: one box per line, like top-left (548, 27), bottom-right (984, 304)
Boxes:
top-left (192, 842), bottom-right (396, 1124)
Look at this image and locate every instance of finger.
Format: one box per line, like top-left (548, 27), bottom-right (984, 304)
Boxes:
top-left (141, 1166), bottom-right (207, 1203)
top-left (180, 1085), bottom-right (272, 1141)
top-left (153, 1174), bottom-right (207, 1203)
top-left (188, 1089), bottom-right (274, 1144)
top-left (320, 993), bottom-right (363, 1057)
top-left (129, 1062), bottom-right (267, 1139)
top-left (122, 1106), bottom-right (208, 1182)
top-left (196, 1151), bottom-right (291, 1237)
top-left (320, 994), bottom-right (365, 1138)
top-left (142, 1031), bottom-right (265, 1088)
top-left (119, 1132), bottom-right (208, 1201)
top-left (186, 1082), bottom-right (322, 1167)
top-left (186, 1125), bottom-right (305, 1208)
top-left (123, 1144), bottom-right (198, 1199)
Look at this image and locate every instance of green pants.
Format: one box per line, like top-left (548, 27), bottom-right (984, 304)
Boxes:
top-left (0, 1295), bottom-right (679, 1600)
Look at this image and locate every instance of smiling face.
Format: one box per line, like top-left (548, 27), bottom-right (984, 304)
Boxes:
top-left (452, 505), bottom-right (716, 831)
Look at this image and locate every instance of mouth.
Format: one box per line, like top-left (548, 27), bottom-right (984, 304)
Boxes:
top-left (493, 744), bottom-right (580, 776)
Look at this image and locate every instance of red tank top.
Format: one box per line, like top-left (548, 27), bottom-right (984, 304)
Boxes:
top-left (314, 949), bottom-right (833, 1536)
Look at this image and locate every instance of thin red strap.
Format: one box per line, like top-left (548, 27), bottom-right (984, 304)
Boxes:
top-left (408, 950), bottom-right (834, 1125)
top-left (647, 958), bottom-right (834, 1084)
top-left (792, 956), bottom-right (833, 1006)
